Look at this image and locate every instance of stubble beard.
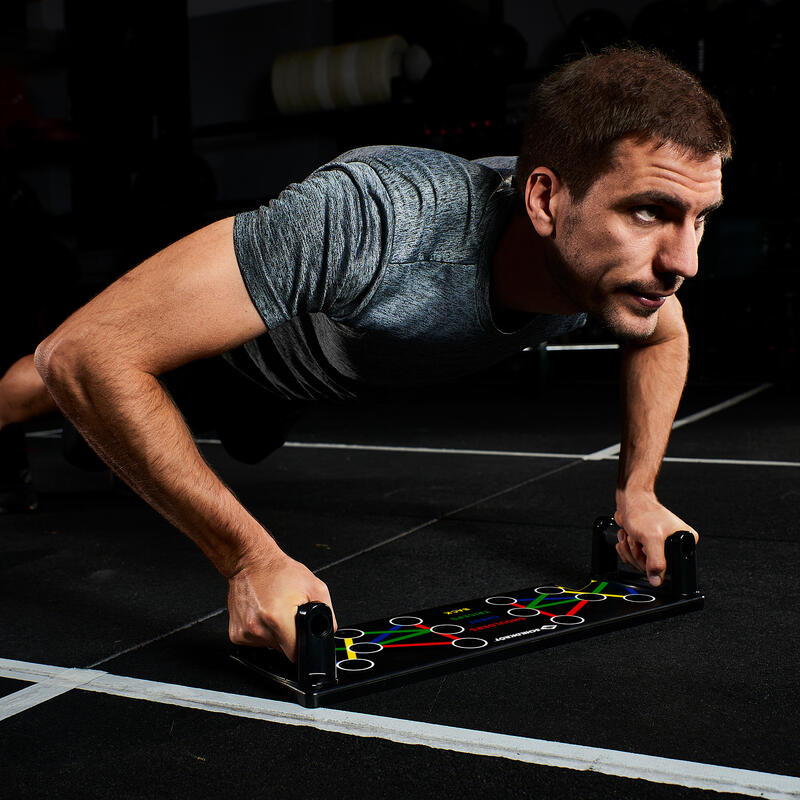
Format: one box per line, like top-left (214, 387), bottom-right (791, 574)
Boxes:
top-left (547, 217), bottom-right (661, 343)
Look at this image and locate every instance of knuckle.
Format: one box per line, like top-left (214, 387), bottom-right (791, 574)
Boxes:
top-left (229, 626), bottom-right (246, 645)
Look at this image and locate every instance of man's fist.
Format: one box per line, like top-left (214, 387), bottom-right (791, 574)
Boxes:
top-left (227, 551), bottom-right (336, 662)
top-left (615, 492), bottom-right (698, 586)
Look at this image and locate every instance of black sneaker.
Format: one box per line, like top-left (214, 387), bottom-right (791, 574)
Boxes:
top-left (0, 468), bottom-right (38, 513)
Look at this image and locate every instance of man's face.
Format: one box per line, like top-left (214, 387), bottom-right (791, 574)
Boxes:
top-left (545, 137), bottom-right (723, 341)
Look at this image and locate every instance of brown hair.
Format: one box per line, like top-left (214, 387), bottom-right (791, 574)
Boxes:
top-left (515, 46), bottom-right (732, 201)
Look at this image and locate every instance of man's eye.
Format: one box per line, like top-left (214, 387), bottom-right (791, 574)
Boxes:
top-left (634, 206), bottom-right (660, 223)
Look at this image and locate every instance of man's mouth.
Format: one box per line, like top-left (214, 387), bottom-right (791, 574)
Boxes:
top-left (620, 280), bottom-right (681, 312)
top-left (624, 290), bottom-right (670, 311)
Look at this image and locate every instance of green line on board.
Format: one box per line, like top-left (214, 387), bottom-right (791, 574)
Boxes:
top-left (379, 630), bottom-right (432, 645)
top-left (526, 595), bottom-right (548, 609)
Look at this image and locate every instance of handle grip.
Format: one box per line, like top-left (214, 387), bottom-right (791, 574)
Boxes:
top-left (296, 602), bottom-right (336, 687)
top-left (592, 515), bottom-right (699, 599)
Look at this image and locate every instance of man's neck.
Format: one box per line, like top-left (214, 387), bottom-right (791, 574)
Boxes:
top-left (490, 209), bottom-right (578, 319)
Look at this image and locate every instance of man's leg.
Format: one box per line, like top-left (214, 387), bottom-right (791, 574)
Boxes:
top-left (0, 355), bottom-right (56, 428)
top-left (0, 355), bottom-right (56, 513)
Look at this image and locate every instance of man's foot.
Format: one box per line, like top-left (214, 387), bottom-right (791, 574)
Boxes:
top-left (0, 468), bottom-right (38, 513)
top-left (0, 424), bottom-right (38, 513)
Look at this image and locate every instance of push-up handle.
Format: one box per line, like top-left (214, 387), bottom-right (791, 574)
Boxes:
top-left (591, 516), bottom-right (700, 600)
top-left (295, 601), bottom-right (336, 687)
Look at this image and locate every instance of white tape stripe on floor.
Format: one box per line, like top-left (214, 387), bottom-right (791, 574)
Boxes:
top-left (0, 659), bottom-right (797, 799)
top-left (579, 383), bottom-right (773, 462)
top-left (670, 383), bottom-right (772, 430)
top-left (279, 442), bottom-right (800, 469)
top-left (0, 666), bottom-right (106, 721)
top-left (86, 609), bottom-right (224, 669)
top-left (313, 461), bottom-right (581, 574)
top-left (663, 456), bottom-right (800, 468)
top-left (282, 441), bottom-right (589, 459)
top-left (278, 383), bottom-right (786, 467)
top-left (34, 385), bottom-right (784, 467)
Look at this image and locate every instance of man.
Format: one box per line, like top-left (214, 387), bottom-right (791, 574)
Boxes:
top-left (7, 47), bottom-right (730, 661)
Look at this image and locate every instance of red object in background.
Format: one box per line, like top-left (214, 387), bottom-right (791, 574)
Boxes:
top-left (0, 66), bottom-right (36, 133)
top-left (0, 64), bottom-right (77, 147)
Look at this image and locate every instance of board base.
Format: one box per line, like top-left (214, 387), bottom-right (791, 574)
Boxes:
top-left (233, 519), bottom-right (704, 707)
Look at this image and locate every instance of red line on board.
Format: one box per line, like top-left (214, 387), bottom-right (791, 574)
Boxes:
top-left (415, 624), bottom-right (459, 640)
top-left (568, 600), bottom-right (588, 616)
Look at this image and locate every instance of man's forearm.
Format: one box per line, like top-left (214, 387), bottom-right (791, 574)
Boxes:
top-left (35, 350), bottom-right (279, 578)
top-left (31, 219), bottom-right (333, 655)
top-left (617, 327), bottom-right (688, 498)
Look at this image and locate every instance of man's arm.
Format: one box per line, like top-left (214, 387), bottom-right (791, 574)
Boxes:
top-left (35, 217), bottom-right (334, 659)
top-left (614, 294), bottom-right (698, 586)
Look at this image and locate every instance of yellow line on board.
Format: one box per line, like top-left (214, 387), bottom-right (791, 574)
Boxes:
top-left (558, 588), bottom-right (626, 599)
top-left (344, 638), bottom-right (356, 659)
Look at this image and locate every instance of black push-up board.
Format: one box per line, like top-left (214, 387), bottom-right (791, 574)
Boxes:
top-left (233, 518), bottom-right (703, 707)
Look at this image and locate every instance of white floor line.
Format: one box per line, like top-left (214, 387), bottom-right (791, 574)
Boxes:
top-left (285, 382), bottom-right (783, 466)
top-left (314, 461), bottom-right (581, 574)
top-left (277, 442), bottom-right (799, 469)
top-left (24, 429), bottom-right (62, 439)
top-left (662, 455), bottom-right (800, 468)
top-left (32, 384), bottom-right (784, 469)
top-left (282, 441), bottom-right (588, 460)
top-left (0, 666), bottom-right (106, 722)
top-left (86, 608), bottom-right (225, 669)
top-left (579, 382), bottom-right (774, 462)
top-left (0, 659), bottom-right (797, 800)
top-left (670, 383), bottom-right (772, 430)
top-left (582, 442), bottom-right (621, 461)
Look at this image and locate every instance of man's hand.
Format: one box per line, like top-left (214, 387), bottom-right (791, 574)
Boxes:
top-left (227, 550), bottom-right (336, 662)
top-left (614, 491), bottom-right (698, 587)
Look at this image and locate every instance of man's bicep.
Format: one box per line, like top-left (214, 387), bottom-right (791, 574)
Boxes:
top-left (47, 217), bottom-right (268, 375)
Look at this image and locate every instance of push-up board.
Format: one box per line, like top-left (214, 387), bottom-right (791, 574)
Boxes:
top-left (233, 517), bottom-right (703, 707)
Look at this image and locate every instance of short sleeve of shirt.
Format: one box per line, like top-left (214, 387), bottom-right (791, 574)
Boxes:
top-left (233, 162), bottom-right (393, 330)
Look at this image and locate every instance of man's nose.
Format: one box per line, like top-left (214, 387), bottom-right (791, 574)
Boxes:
top-left (655, 223), bottom-right (699, 279)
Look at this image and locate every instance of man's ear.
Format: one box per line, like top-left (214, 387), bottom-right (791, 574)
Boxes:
top-left (524, 167), bottom-right (569, 238)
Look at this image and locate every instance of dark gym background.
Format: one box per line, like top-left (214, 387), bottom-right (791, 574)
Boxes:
top-left (2, 5), bottom-right (798, 799)
top-left (2, 0), bottom-right (797, 389)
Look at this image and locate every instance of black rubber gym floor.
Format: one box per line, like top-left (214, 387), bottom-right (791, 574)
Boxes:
top-left (1, 366), bottom-right (798, 800)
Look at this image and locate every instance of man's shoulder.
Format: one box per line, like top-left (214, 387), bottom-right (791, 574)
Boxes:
top-left (329, 145), bottom-right (516, 185)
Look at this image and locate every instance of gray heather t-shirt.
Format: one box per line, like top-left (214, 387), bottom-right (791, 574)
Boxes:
top-left (229, 145), bottom-right (586, 400)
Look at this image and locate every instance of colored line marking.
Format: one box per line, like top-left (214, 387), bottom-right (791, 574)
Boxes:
top-left (554, 588), bottom-right (629, 599)
top-left (567, 600), bottom-right (589, 616)
top-left (379, 630), bottom-right (434, 646)
top-left (371, 626), bottom-right (401, 644)
top-left (382, 642), bottom-right (454, 648)
top-left (417, 624), bottom-right (460, 641)
top-left (526, 596), bottom-right (548, 609)
top-left (536, 599), bottom-right (583, 610)
top-left (343, 638), bottom-right (357, 660)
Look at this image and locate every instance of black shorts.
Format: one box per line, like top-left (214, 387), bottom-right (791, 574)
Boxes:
top-left (160, 355), bottom-right (304, 464)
